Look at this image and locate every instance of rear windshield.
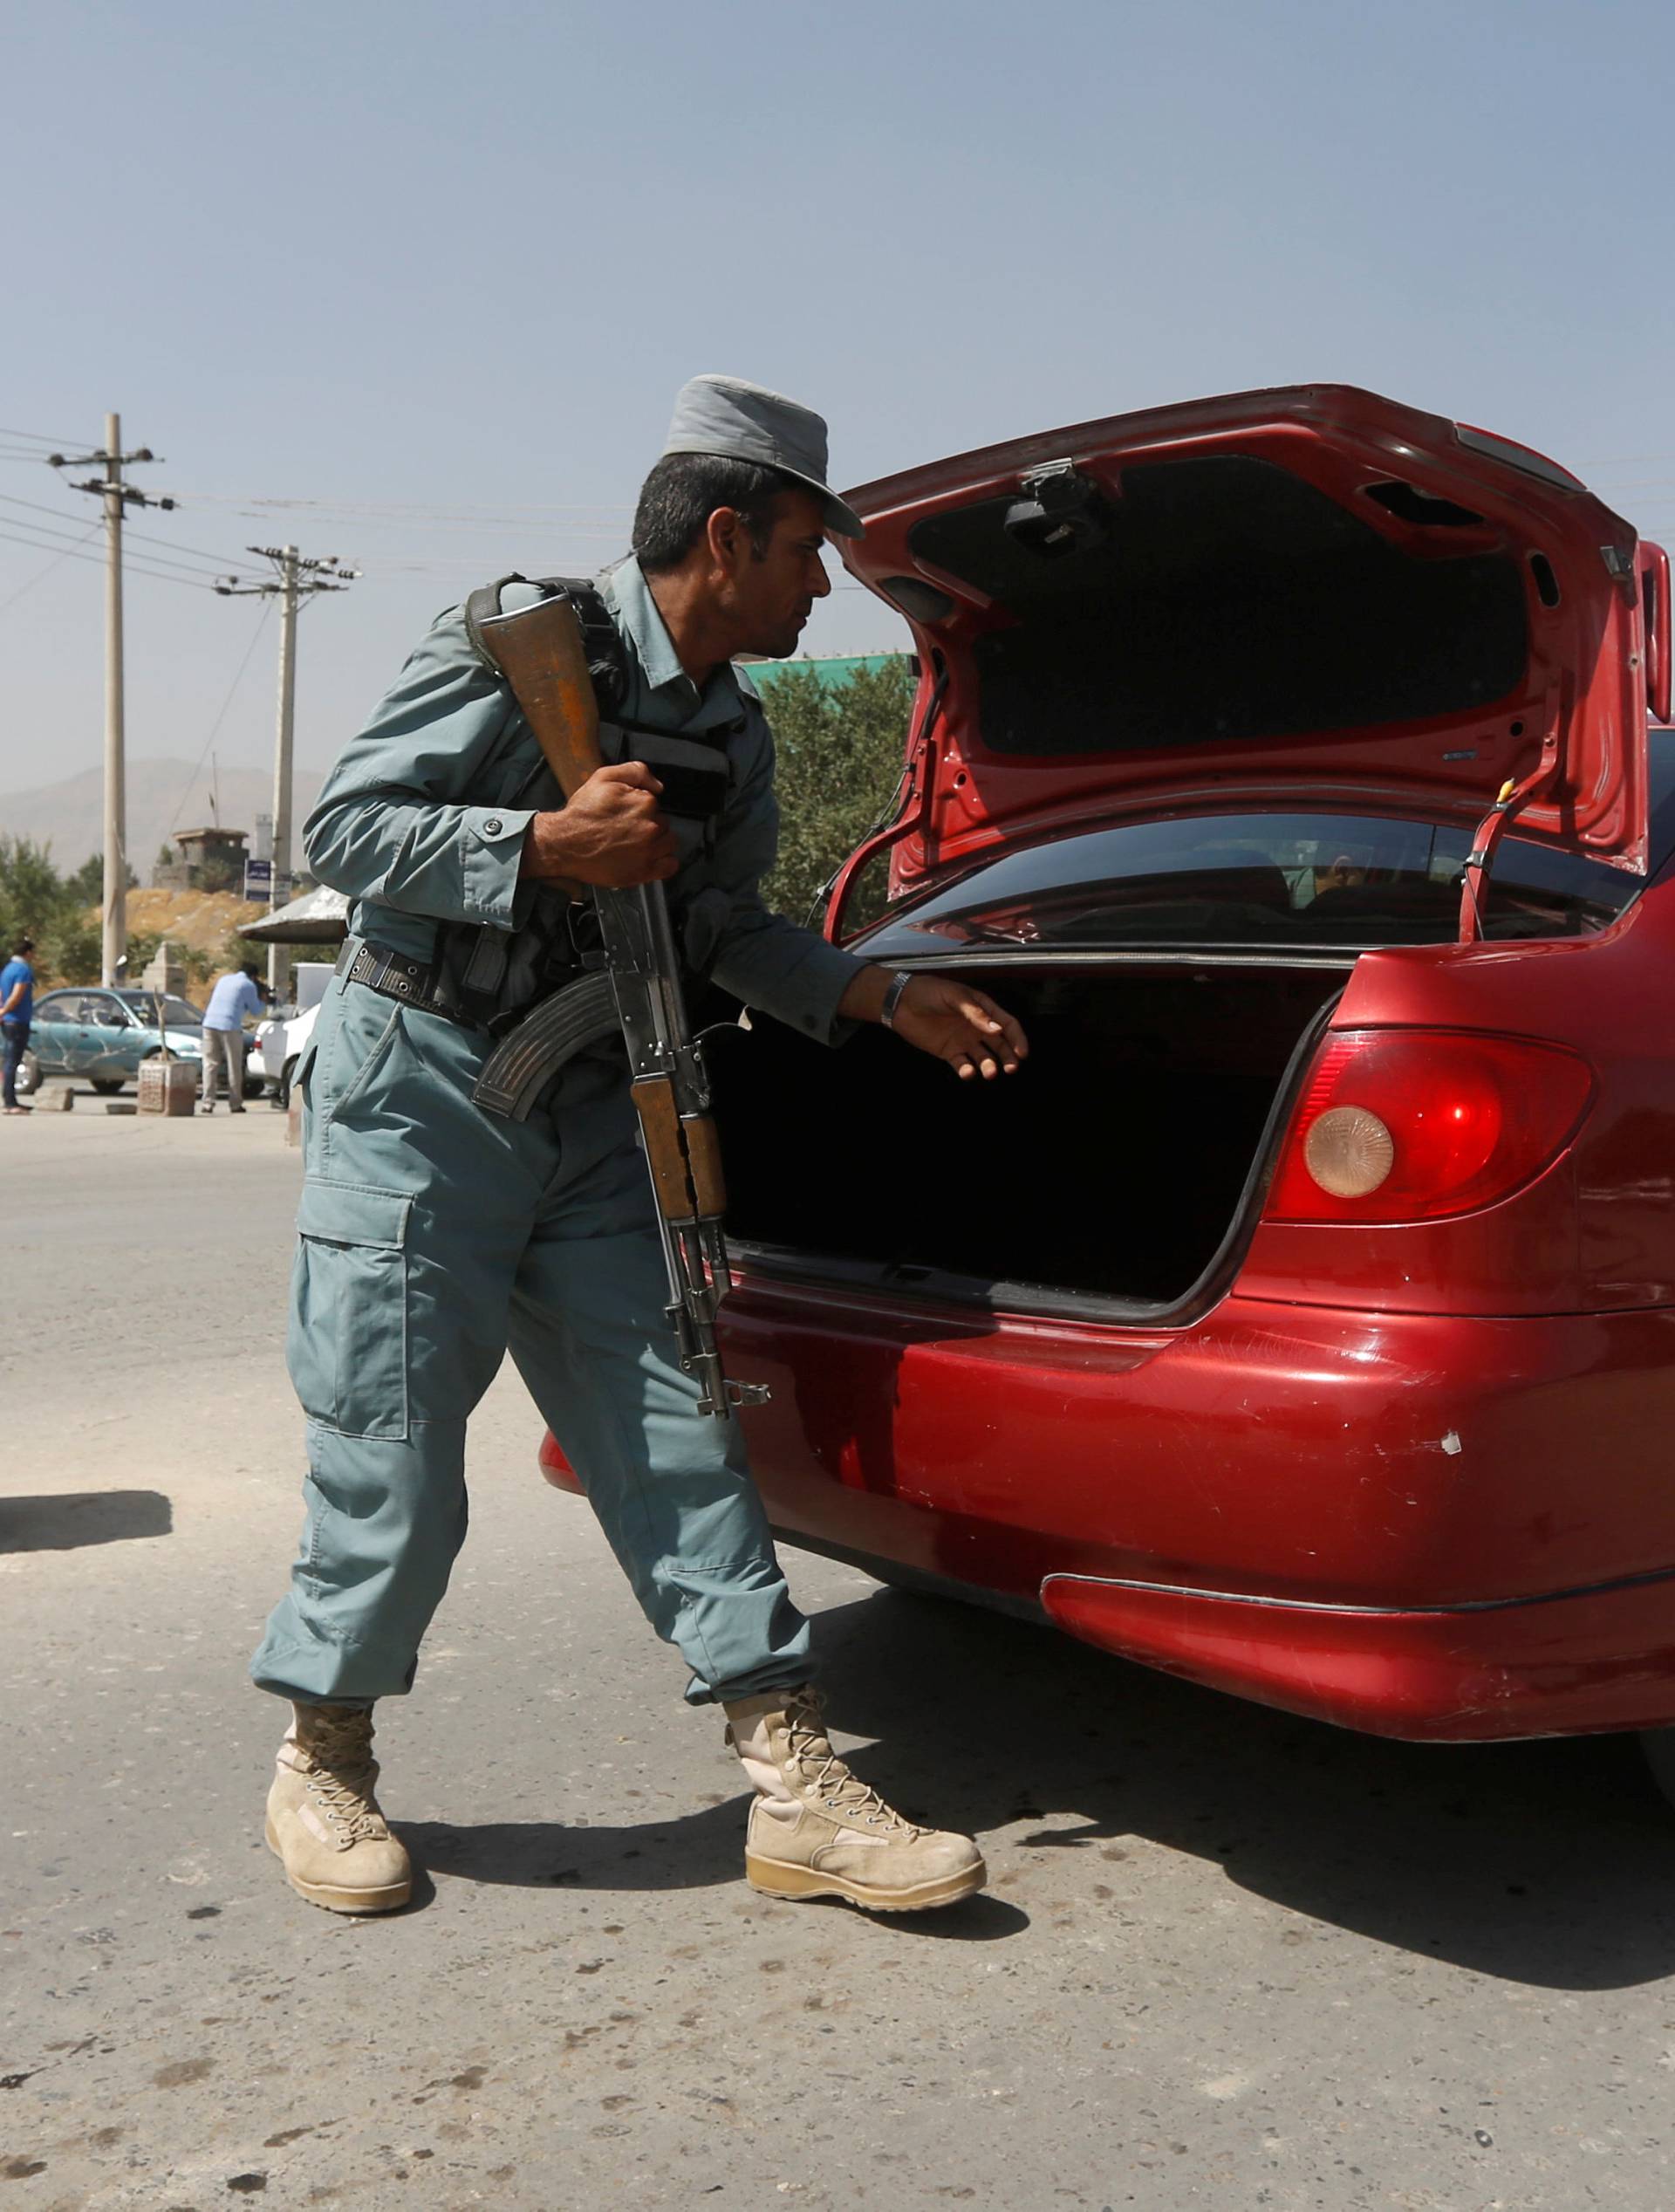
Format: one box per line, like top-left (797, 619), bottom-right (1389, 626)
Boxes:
top-left (861, 737), bottom-right (1675, 955)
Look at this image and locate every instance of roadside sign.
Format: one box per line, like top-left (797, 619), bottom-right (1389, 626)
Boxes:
top-left (243, 863), bottom-right (293, 905)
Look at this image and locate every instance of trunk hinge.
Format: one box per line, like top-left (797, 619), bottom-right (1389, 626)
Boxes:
top-left (1457, 678), bottom-right (1567, 944)
top-left (821, 672), bottom-right (947, 944)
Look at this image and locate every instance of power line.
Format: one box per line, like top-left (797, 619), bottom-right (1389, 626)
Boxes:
top-left (0, 424), bottom-right (97, 449)
top-left (0, 490), bottom-right (266, 574)
top-left (0, 523), bottom-right (101, 619)
top-left (0, 523), bottom-right (224, 592)
top-left (171, 490), bottom-right (633, 520)
top-left (0, 497), bottom-right (267, 584)
top-left (166, 599), bottom-right (275, 836)
top-left (0, 517), bottom-right (234, 592)
top-left (0, 489), bottom-right (270, 570)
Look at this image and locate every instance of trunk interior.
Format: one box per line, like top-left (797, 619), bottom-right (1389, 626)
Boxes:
top-left (711, 961), bottom-right (1347, 1314)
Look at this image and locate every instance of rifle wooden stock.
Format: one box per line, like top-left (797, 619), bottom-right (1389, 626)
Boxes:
top-left (476, 594), bottom-right (603, 798)
top-left (680, 1112), bottom-right (728, 1217)
top-left (632, 1075), bottom-right (730, 1224)
top-left (632, 1075), bottom-right (694, 1220)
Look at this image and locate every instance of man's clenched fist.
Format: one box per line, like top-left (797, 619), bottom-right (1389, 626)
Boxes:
top-left (520, 761), bottom-right (679, 888)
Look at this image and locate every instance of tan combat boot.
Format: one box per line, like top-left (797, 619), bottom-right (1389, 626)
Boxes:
top-left (724, 1687), bottom-right (985, 1913)
top-left (265, 1703), bottom-right (412, 1914)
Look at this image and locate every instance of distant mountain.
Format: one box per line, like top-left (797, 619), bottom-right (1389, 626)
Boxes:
top-left (0, 758), bottom-right (329, 880)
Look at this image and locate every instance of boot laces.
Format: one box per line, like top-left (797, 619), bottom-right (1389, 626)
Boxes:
top-left (782, 1691), bottom-right (921, 1839)
top-left (297, 1712), bottom-right (388, 1845)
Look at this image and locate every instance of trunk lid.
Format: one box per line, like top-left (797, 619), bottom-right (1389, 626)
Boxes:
top-left (840, 385), bottom-right (1655, 889)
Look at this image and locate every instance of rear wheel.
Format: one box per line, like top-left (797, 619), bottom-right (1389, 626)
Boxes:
top-left (277, 1054), bottom-right (297, 1110)
top-left (1641, 1730), bottom-right (1675, 1811)
top-left (91, 1078), bottom-right (124, 1095)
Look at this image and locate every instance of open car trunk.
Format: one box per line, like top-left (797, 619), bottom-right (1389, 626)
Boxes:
top-left (837, 386), bottom-right (1658, 893)
top-left (712, 959), bottom-right (1346, 1318)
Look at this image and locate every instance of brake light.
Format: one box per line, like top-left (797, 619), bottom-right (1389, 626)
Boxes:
top-left (1267, 1030), bottom-right (1593, 1224)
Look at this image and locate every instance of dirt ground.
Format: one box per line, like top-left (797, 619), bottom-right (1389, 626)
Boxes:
top-left (122, 885), bottom-right (266, 958)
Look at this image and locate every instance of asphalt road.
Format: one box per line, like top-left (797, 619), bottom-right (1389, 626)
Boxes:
top-left (4, 1095), bottom-right (1675, 2211)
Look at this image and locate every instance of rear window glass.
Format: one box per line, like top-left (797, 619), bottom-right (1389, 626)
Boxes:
top-left (861, 737), bottom-right (1675, 954)
top-left (908, 455), bottom-right (1528, 756)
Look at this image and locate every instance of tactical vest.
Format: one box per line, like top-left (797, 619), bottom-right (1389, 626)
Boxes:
top-left (464, 573), bottom-right (741, 822)
top-left (434, 574), bottom-right (740, 1032)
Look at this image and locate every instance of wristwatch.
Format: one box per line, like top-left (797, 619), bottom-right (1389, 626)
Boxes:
top-left (879, 970), bottom-right (913, 1031)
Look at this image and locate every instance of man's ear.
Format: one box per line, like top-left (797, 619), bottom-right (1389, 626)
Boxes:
top-left (705, 504), bottom-right (745, 571)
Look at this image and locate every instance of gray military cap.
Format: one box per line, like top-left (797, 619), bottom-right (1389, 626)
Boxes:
top-left (662, 373), bottom-right (864, 538)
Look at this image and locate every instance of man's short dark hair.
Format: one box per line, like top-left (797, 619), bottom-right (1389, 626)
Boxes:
top-left (632, 454), bottom-right (794, 575)
top-left (240, 961), bottom-right (261, 979)
top-left (13, 935), bottom-right (34, 955)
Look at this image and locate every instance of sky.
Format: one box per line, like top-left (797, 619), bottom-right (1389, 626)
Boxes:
top-left (3, 0), bottom-right (1673, 817)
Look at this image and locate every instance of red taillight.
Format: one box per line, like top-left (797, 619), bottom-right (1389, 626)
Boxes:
top-left (1266, 1030), bottom-right (1594, 1224)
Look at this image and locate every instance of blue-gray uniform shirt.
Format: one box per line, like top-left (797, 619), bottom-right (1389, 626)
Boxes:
top-left (304, 556), bottom-right (866, 1044)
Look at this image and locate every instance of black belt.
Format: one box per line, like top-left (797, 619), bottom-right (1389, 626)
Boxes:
top-left (337, 939), bottom-right (481, 1028)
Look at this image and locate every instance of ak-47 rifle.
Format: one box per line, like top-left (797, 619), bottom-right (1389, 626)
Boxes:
top-left (466, 586), bottom-right (768, 1420)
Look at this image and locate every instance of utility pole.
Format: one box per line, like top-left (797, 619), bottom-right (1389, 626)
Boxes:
top-left (216, 546), bottom-right (357, 1000)
top-left (50, 419), bottom-right (174, 984)
top-left (273, 547), bottom-right (300, 1003)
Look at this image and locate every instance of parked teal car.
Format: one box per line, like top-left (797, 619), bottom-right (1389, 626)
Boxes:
top-left (14, 988), bottom-right (266, 1099)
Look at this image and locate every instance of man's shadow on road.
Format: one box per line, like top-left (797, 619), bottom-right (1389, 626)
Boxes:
top-left (399, 1581), bottom-right (1675, 1987)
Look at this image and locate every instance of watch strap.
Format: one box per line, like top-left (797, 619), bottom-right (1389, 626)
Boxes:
top-left (879, 969), bottom-right (913, 1031)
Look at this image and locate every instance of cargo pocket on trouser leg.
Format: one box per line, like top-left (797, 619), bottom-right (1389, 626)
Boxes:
top-left (289, 1180), bottom-right (414, 1440)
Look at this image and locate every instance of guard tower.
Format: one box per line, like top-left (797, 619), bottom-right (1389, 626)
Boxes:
top-left (168, 826), bottom-right (250, 892)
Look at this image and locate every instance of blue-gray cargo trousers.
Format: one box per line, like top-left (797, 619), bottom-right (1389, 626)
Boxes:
top-left (250, 972), bottom-right (811, 1709)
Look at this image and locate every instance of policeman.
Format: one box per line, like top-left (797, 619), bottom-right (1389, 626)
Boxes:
top-left (253, 374), bottom-right (1029, 1918)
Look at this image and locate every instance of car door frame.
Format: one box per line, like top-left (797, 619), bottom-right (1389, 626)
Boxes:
top-left (79, 991), bottom-right (140, 1083)
top-left (29, 992), bottom-right (79, 1075)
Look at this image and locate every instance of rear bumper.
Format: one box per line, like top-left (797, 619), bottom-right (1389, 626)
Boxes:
top-left (715, 1278), bottom-right (1675, 1738)
top-left (1040, 1569), bottom-right (1675, 1742)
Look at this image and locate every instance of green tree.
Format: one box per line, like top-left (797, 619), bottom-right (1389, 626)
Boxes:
top-left (0, 835), bottom-right (67, 935)
top-left (753, 658), bottom-right (916, 925)
top-left (197, 852), bottom-right (244, 895)
top-left (0, 836), bottom-right (80, 972)
top-left (64, 853), bottom-right (136, 907)
top-left (124, 929), bottom-right (163, 981)
top-left (35, 913), bottom-right (101, 984)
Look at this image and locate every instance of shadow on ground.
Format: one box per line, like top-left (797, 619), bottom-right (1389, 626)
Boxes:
top-left (402, 1579), bottom-right (1675, 1988)
top-left (1, 1490), bottom-right (173, 1552)
top-left (816, 1583), bottom-right (1675, 1991)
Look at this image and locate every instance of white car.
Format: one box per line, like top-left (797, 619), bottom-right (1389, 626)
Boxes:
top-left (254, 959), bottom-right (336, 1106)
top-left (256, 997), bottom-right (320, 1107)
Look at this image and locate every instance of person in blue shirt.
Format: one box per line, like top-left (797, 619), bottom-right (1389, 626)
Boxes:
top-left (199, 960), bottom-right (266, 1113)
top-left (1, 934), bottom-right (35, 1116)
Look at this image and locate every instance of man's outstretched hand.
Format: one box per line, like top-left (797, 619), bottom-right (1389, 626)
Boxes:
top-left (839, 968), bottom-right (1029, 1080)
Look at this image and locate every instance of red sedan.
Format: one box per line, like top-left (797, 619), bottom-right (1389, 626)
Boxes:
top-left (544, 385), bottom-right (1675, 1784)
